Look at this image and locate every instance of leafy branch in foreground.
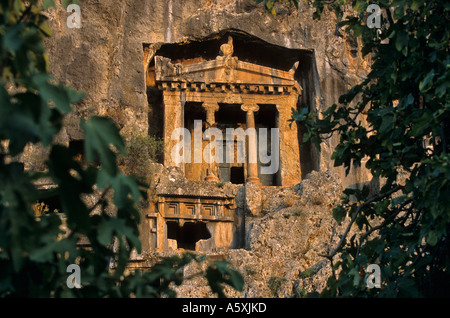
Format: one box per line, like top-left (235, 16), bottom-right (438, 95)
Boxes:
top-left (279, 0), bottom-right (449, 296)
top-left (0, 0), bottom-right (243, 297)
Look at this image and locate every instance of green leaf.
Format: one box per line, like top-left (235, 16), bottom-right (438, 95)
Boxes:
top-left (81, 116), bottom-right (126, 176)
top-left (332, 205), bottom-right (347, 224)
top-left (2, 113), bottom-right (40, 156)
top-left (63, 0), bottom-right (79, 8)
top-left (349, 267), bottom-right (361, 286)
top-left (4, 24), bottom-right (24, 51)
top-left (205, 261), bottom-right (244, 297)
top-left (229, 269), bottom-right (245, 292)
top-left (47, 146), bottom-right (92, 233)
top-left (39, 23), bottom-right (53, 37)
top-left (395, 31), bottom-right (409, 52)
top-left (31, 74), bottom-right (72, 113)
top-left (427, 230), bottom-right (439, 246)
top-left (66, 87), bottom-right (86, 103)
top-left (410, 0), bottom-right (423, 10)
top-left (419, 69), bottom-right (435, 92)
top-left (97, 218), bottom-right (141, 252)
top-left (42, 0), bottom-right (56, 9)
top-left (352, 24), bottom-right (364, 38)
top-left (409, 111), bottom-right (433, 137)
top-left (379, 115), bottom-right (394, 134)
top-left (403, 93), bottom-right (414, 108)
top-left (97, 170), bottom-right (141, 208)
top-left (435, 83), bottom-right (447, 98)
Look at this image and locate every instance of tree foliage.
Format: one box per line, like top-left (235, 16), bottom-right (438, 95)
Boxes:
top-left (119, 129), bottom-right (164, 180)
top-left (255, 0), bottom-right (300, 15)
top-left (282, 0), bottom-right (449, 297)
top-left (0, 0), bottom-right (243, 297)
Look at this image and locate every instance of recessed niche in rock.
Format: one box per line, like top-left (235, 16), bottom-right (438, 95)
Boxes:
top-left (144, 30), bottom-right (320, 252)
top-left (167, 221), bottom-right (211, 251)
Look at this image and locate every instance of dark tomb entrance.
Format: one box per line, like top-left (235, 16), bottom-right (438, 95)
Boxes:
top-left (167, 221), bottom-right (211, 251)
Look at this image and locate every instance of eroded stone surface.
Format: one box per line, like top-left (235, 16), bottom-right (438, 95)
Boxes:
top-left (133, 171), bottom-right (359, 298)
top-left (42, 0), bottom-right (373, 189)
top-left (37, 0), bottom-right (374, 297)
top-left (170, 171), bottom-right (357, 297)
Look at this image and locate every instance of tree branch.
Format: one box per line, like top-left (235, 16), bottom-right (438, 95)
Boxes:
top-left (88, 187), bottom-right (111, 214)
top-left (355, 198), bottom-right (413, 256)
top-left (319, 185), bottom-right (403, 260)
top-left (383, 6), bottom-right (394, 28)
top-left (18, 5), bottom-right (32, 23)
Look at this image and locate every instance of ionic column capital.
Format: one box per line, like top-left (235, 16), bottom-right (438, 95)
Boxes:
top-left (202, 102), bottom-right (220, 125)
top-left (202, 102), bottom-right (220, 112)
top-left (241, 104), bottom-right (259, 113)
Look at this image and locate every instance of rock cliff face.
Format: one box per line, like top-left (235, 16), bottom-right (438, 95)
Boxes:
top-left (43, 0), bottom-right (372, 188)
top-left (39, 0), bottom-right (374, 297)
top-left (173, 170), bottom-right (351, 297)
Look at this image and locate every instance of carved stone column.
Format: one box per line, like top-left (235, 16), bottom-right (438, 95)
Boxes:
top-left (202, 102), bottom-right (220, 126)
top-left (276, 95), bottom-right (301, 186)
top-left (163, 92), bottom-right (184, 169)
top-left (241, 103), bottom-right (262, 187)
top-left (202, 102), bottom-right (220, 182)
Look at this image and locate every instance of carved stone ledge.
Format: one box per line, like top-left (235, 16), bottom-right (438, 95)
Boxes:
top-left (157, 81), bottom-right (298, 95)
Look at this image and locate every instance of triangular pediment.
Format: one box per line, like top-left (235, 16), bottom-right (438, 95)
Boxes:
top-left (155, 56), bottom-right (298, 87)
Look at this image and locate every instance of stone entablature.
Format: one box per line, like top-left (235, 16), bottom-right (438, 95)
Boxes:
top-left (158, 81), bottom-right (297, 95)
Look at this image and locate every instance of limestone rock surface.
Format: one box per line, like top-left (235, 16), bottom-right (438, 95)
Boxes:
top-left (171, 171), bottom-right (358, 298)
top-left (42, 0), bottom-right (373, 188)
